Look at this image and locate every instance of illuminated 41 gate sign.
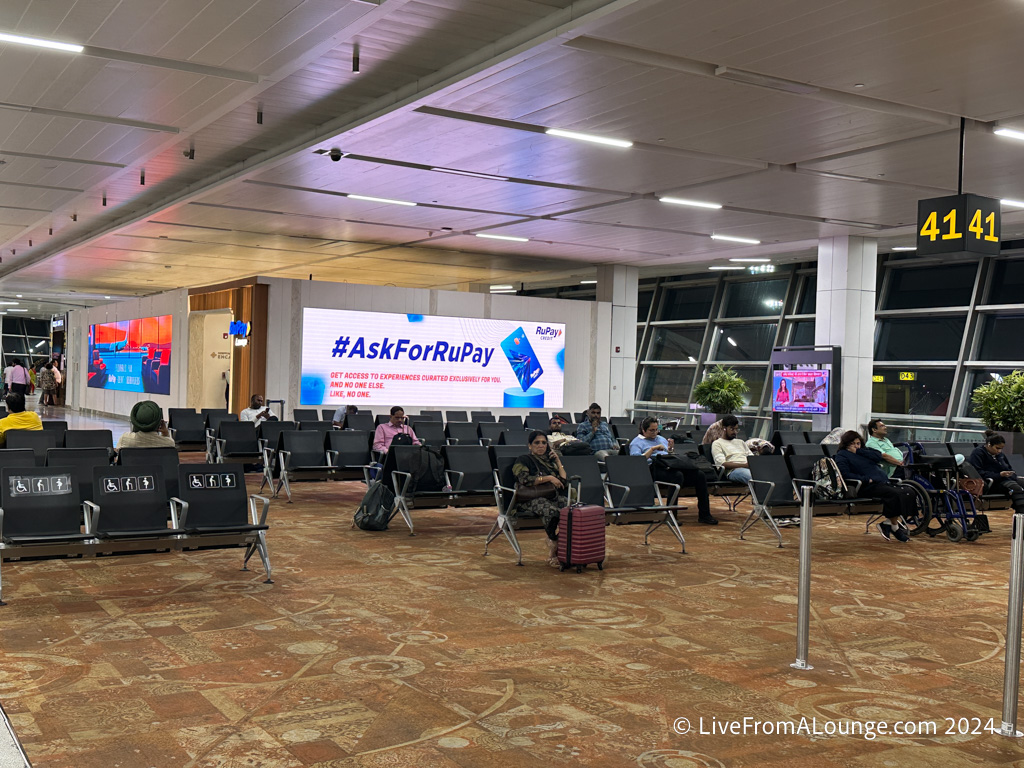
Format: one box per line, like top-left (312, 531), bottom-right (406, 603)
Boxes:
top-left (916, 194), bottom-right (1000, 256)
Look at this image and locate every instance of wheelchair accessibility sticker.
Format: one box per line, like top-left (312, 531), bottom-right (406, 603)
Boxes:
top-left (10, 474), bottom-right (73, 496)
top-left (100, 476), bottom-right (157, 494)
top-left (188, 474), bottom-right (237, 489)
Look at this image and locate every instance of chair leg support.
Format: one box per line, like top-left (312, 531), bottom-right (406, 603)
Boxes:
top-left (739, 503), bottom-right (784, 548)
top-left (483, 515), bottom-right (523, 565)
top-left (255, 531), bottom-right (273, 584)
top-left (643, 512), bottom-right (686, 553)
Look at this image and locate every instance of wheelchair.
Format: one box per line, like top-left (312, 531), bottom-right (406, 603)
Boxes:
top-left (897, 444), bottom-right (990, 542)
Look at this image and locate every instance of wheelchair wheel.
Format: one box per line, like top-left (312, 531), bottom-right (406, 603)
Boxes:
top-left (946, 520), bottom-right (964, 542)
top-left (899, 479), bottom-right (932, 537)
top-left (965, 529), bottom-right (980, 542)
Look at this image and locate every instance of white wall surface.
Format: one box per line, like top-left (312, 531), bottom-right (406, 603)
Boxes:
top-left (261, 278), bottom-right (612, 420)
top-left (67, 290), bottom-right (190, 417)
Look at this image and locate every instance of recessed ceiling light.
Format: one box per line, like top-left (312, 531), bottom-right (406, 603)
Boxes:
top-left (708, 266), bottom-right (745, 271)
top-left (475, 233), bottom-right (529, 242)
top-left (995, 128), bottom-right (1024, 142)
top-left (0, 301), bottom-right (18, 305)
top-left (104, 295), bottom-right (111, 299)
top-left (579, 280), bottom-right (598, 284)
top-left (7, 308), bottom-right (28, 312)
top-left (726, 337), bottom-right (737, 346)
top-left (1002, 199), bottom-right (1024, 208)
top-left (346, 194), bottom-right (416, 206)
top-left (431, 167), bottom-right (509, 182)
top-left (14, 294), bottom-right (21, 298)
top-left (659, 196), bottom-right (722, 210)
top-left (853, 83), bottom-right (865, 88)
top-left (728, 257), bottom-right (770, 263)
top-left (711, 234), bottom-right (761, 245)
top-left (891, 246), bottom-right (917, 252)
top-left (490, 285), bottom-right (514, 291)
top-left (544, 128), bottom-right (633, 148)
top-left (0, 32), bottom-right (83, 54)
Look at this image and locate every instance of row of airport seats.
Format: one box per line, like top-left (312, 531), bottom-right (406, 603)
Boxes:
top-left (4, 425), bottom-right (113, 465)
top-left (779, 439), bottom-right (986, 459)
top-left (0, 457), bottom-right (273, 602)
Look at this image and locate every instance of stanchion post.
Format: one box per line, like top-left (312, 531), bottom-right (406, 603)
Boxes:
top-left (791, 485), bottom-right (813, 670)
top-left (1001, 512), bottom-right (1024, 737)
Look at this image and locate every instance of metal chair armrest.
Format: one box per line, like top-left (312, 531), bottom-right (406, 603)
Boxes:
top-left (83, 500), bottom-right (100, 535)
top-left (446, 438), bottom-right (459, 445)
top-left (445, 469), bottom-right (465, 492)
top-left (392, 470), bottom-right (412, 498)
top-left (604, 480), bottom-right (631, 507)
top-left (325, 449), bottom-right (339, 467)
top-left (654, 480), bottom-right (681, 506)
top-left (480, 437), bottom-right (492, 447)
top-left (249, 494), bottom-right (271, 526)
top-left (169, 497), bottom-right (188, 528)
top-left (747, 477), bottom-right (776, 506)
top-left (278, 450), bottom-right (291, 472)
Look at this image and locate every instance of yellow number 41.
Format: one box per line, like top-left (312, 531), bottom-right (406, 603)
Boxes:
top-left (969, 209), bottom-right (999, 242)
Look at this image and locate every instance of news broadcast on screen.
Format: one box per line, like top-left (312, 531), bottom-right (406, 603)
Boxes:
top-left (87, 315), bottom-right (173, 395)
top-left (771, 369), bottom-right (830, 415)
top-left (300, 308), bottom-right (565, 408)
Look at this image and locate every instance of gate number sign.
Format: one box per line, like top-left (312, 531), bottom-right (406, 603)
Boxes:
top-left (917, 194), bottom-right (1000, 256)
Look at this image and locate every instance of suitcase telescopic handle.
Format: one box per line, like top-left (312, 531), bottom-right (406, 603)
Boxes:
top-left (569, 474), bottom-right (582, 505)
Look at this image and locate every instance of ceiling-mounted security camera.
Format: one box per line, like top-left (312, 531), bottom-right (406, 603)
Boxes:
top-left (329, 148), bottom-right (343, 162)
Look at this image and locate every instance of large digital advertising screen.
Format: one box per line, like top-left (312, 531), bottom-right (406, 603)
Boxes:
top-left (300, 308), bottom-right (565, 408)
top-left (771, 369), bottom-right (830, 415)
top-left (87, 315), bottom-right (173, 395)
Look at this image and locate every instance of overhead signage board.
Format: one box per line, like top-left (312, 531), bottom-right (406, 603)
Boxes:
top-left (917, 194), bottom-right (1000, 256)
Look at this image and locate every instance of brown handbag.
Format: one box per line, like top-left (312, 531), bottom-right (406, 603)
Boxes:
top-left (958, 478), bottom-right (984, 498)
top-left (516, 482), bottom-right (559, 501)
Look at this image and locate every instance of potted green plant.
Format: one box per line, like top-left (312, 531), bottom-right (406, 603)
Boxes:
top-left (693, 365), bottom-right (748, 422)
top-left (970, 370), bottom-right (1024, 454)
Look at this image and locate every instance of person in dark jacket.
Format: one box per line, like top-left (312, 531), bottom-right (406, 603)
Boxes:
top-left (968, 433), bottom-right (1024, 513)
top-left (833, 430), bottom-right (917, 542)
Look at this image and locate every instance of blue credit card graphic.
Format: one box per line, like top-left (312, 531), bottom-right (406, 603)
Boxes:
top-left (500, 327), bottom-right (543, 392)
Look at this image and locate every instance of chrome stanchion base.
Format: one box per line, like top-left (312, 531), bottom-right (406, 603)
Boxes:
top-left (790, 660), bottom-right (813, 670)
top-left (999, 723), bottom-right (1023, 738)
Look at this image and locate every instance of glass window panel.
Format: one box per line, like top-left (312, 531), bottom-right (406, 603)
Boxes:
top-left (988, 260), bottom-right (1024, 305)
top-left (733, 367), bottom-right (767, 408)
top-left (712, 324), bottom-right (777, 362)
top-left (883, 264), bottom-right (976, 310)
top-left (660, 284), bottom-right (714, 321)
top-left (875, 317), bottom-right (965, 361)
top-left (978, 315), bottom-right (1024, 360)
top-left (790, 321), bottom-right (815, 347)
top-left (798, 276), bottom-right (816, 315)
top-left (22, 319), bottom-right (48, 336)
top-left (1, 318), bottom-right (23, 335)
top-left (637, 290), bottom-right (655, 322)
top-left (27, 340), bottom-right (49, 357)
top-left (963, 368), bottom-right (1016, 418)
top-left (2, 337), bottom-right (27, 354)
top-left (639, 366), bottom-right (695, 403)
top-left (871, 368), bottom-right (954, 416)
top-left (722, 279), bottom-right (787, 318)
top-left (649, 328), bottom-right (703, 361)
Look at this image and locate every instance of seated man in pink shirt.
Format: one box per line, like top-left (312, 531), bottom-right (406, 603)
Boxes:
top-left (372, 406), bottom-right (420, 453)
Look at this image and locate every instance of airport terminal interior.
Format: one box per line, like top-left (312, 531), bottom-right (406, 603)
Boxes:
top-left (4, 0), bottom-right (1024, 765)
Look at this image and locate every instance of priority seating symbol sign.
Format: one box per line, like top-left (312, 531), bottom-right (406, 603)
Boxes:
top-left (10, 474), bottom-right (72, 496)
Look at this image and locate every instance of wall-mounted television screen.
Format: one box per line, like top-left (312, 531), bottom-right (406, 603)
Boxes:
top-left (771, 369), bottom-right (830, 414)
top-left (87, 315), bottom-right (173, 395)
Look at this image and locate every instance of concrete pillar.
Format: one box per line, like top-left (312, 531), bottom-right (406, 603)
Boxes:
top-left (815, 236), bottom-right (877, 430)
top-left (596, 265), bottom-right (638, 417)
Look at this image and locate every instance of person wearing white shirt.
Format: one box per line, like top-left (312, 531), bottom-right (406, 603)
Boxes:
top-left (239, 394), bottom-right (276, 424)
top-left (710, 415), bottom-right (753, 484)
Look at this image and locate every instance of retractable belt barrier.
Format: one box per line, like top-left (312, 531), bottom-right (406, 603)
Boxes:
top-left (1001, 512), bottom-right (1024, 737)
top-left (791, 485), bottom-right (813, 671)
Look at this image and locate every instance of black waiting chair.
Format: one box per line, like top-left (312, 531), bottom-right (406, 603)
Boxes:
top-left (344, 413), bottom-right (374, 432)
top-left (375, 415), bottom-right (390, 427)
top-left (90, 465), bottom-right (181, 542)
top-left (479, 423), bottom-right (510, 446)
top-left (499, 430), bottom-right (530, 447)
top-left (918, 441), bottom-right (952, 456)
top-left (525, 412), bottom-right (550, 432)
top-left (0, 467), bottom-right (91, 600)
top-left (442, 445), bottom-right (495, 506)
top-left (326, 430), bottom-right (372, 481)
top-left (257, 422), bottom-right (296, 493)
top-left (560, 455), bottom-right (607, 508)
top-left (608, 416), bottom-right (633, 427)
top-left (488, 444), bottom-right (524, 468)
top-left (169, 411), bottom-right (207, 451)
top-left (321, 408), bottom-right (339, 422)
top-left (411, 420), bottom-right (446, 448)
top-left (168, 408), bottom-right (197, 427)
top-left (175, 464), bottom-right (272, 582)
top-left (804, 431), bottom-right (830, 444)
top-left (297, 420), bottom-right (334, 434)
top-left (119, 446), bottom-right (181, 500)
top-left (417, 410), bottom-right (443, 422)
top-left (41, 420), bottom-right (69, 445)
top-left (0, 450), bottom-right (37, 472)
top-left (46, 448), bottom-right (111, 503)
top-left (275, 431), bottom-right (332, 501)
top-left (602, 455), bottom-right (687, 552)
top-left (552, 412), bottom-right (572, 423)
top-left (445, 422), bottom-right (480, 446)
top-left (499, 415), bottom-right (524, 430)
top-left (483, 455), bottom-right (541, 565)
top-left (471, 411), bottom-right (496, 423)
top-left (786, 443), bottom-right (825, 456)
top-left (445, 410), bottom-right (469, 423)
top-left (742, 455), bottom-right (804, 548)
top-left (293, 408), bottom-right (320, 422)
top-left (64, 429), bottom-right (114, 452)
top-left (378, 445), bottom-right (454, 534)
top-left (6, 431), bottom-right (58, 466)
top-left (213, 422), bottom-right (262, 465)
top-left (206, 412), bottom-right (237, 434)
top-left (949, 442), bottom-right (979, 457)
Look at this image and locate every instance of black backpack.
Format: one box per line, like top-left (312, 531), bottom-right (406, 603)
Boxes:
top-left (404, 445), bottom-right (446, 494)
top-left (560, 440), bottom-right (593, 456)
top-left (354, 481), bottom-right (395, 531)
top-left (682, 449), bottom-right (719, 482)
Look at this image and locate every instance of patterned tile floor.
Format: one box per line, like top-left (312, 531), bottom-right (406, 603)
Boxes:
top-left (2, 461), bottom-right (1024, 766)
